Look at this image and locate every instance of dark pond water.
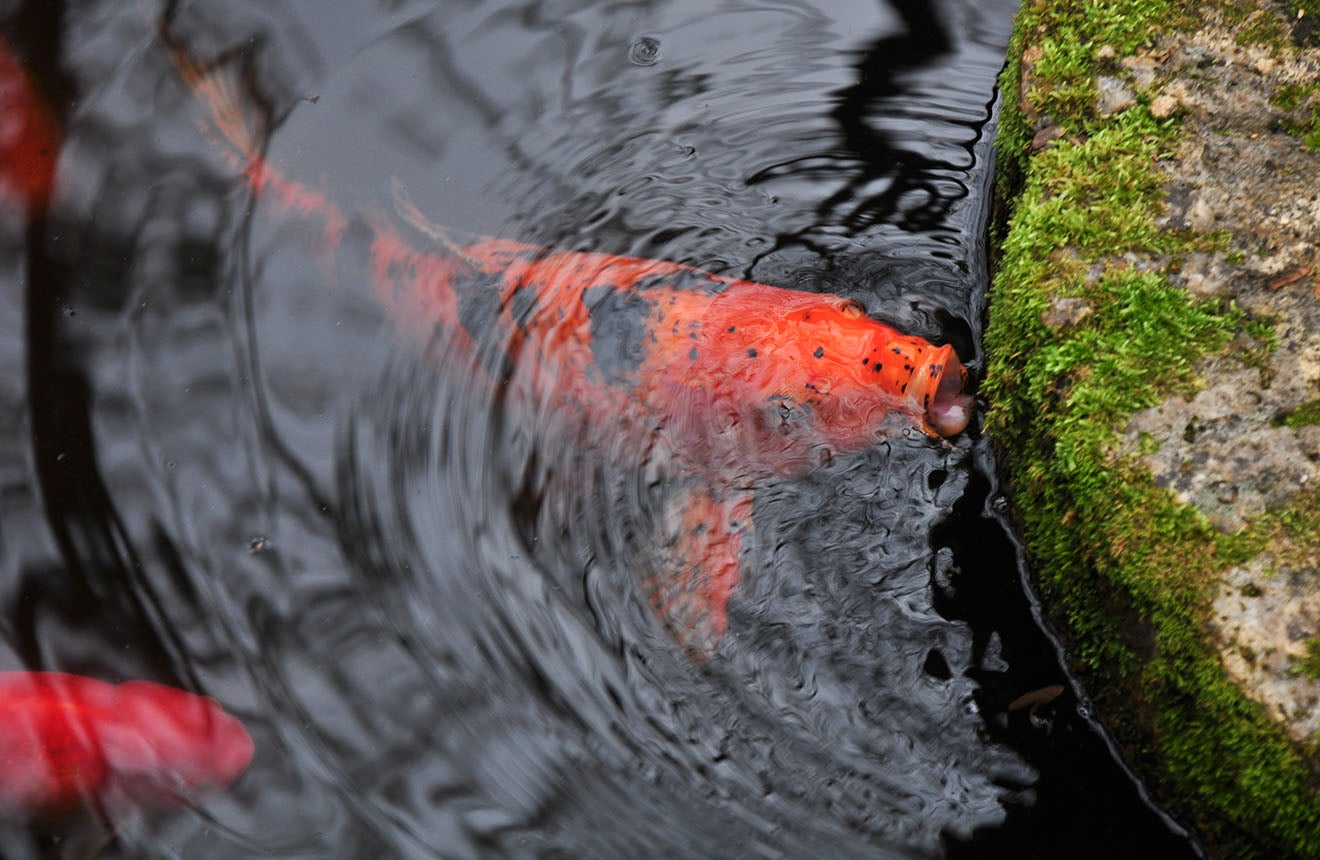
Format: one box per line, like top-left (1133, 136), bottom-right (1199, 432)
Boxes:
top-left (2, 0), bottom-right (1210, 857)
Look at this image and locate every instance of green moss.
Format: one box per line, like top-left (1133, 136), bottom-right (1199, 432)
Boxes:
top-left (1277, 111), bottom-right (1320, 151)
top-left (1226, 0), bottom-right (1320, 51)
top-left (988, 0), bottom-right (1319, 855)
top-left (1295, 640), bottom-right (1320, 681)
top-left (1271, 82), bottom-right (1320, 152)
top-left (1272, 82), bottom-right (1319, 112)
top-left (1234, 7), bottom-right (1289, 49)
top-left (1238, 490), bottom-right (1320, 570)
top-left (1285, 0), bottom-right (1320, 30)
top-left (992, 0), bottom-right (1191, 198)
top-left (1278, 398), bottom-right (1320, 427)
top-left (1294, 116), bottom-right (1320, 152)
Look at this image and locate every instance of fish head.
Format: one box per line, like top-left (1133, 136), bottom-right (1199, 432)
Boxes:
top-left (777, 297), bottom-right (974, 445)
top-left (894, 339), bottom-right (974, 438)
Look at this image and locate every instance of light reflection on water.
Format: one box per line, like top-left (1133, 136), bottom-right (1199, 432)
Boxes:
top-left (0, 0), bottom-right (1208, 857)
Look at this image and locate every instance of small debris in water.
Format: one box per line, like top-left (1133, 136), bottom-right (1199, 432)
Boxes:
top-left (1008, 683), bottom-right (1065, 728)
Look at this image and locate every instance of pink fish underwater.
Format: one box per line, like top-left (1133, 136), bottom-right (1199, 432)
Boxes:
top-left (0, 32), bottom-right (60, 215)
top-left (0, 36), bottom-right (252, 842)
top-left (0, 672), bottom-right (253, 824)
top-left (166, 32), bottom-right (973, 655)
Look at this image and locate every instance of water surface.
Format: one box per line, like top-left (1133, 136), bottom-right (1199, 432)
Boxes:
top-left (3, 1), bottom-right (1205, 857)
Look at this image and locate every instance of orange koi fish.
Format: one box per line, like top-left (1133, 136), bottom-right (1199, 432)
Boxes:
top-left (167, 36), bottom-right (973, 655)
top-left (0, 672), bottom-right (253, 823)
top-left (0, 33), bottom-right (60, 215)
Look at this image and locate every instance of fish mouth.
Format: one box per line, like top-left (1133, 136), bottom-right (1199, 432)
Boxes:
top-left (924, 346), bottom-right (973, 437)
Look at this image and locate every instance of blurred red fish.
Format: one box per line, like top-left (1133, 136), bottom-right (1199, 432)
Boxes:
top-left (167, 35), bottom-right (973, 655)
top-left (0, 672), bottom-right (253, 823)
top-left (0, 32), bottom-right (60, 215)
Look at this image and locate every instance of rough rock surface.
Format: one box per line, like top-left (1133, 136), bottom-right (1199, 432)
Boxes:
top-left (992, 0), bottom-right (1320, 851)
top-left (1110, 11), bottom-right (1320, 743)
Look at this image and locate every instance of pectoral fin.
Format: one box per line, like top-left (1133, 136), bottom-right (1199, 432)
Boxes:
top-left (642, 487), bottom-right (754, 658)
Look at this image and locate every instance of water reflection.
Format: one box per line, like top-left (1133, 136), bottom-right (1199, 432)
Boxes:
top-left (751, 0), bottom-right (960, 234)
top-left (0, 0), bottom-right (1207, 857)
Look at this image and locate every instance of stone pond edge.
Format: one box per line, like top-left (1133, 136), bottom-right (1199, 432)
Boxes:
top-left (984, 0), bottom-right (1320, 856)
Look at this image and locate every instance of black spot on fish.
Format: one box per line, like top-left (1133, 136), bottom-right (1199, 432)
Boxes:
top-left (861, 358), bottom-right (869, 366)
top-left (457, 276), bottom-right (503, 340)
top-left (892, 347), bottom-right (903, 355)
top-left (727, 325), bottom-right (736, 333)
top-left (747, 348), bottom-right (758, 358)
top-left (584, 284), bottom-right (655, 382)
top-left (509, 284), bottom-right (538, 331)
top-left (873, 363), bottom-right (884, 373)
top-left (813, 346), bottom-right (824, 359)
top-left (900, 383), bottom-right (907, 394)
top-left (689, 348), bottom-right (698, 361)
top-left (452, 274), bottom-right (519, 378)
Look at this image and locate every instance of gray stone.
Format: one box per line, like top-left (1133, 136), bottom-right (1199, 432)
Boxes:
top-left (1096, 75), bottom-right (1137, 115)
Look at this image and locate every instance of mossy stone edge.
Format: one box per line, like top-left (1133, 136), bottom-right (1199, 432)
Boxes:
top-left (986, 0), bottom-right (1320, 856)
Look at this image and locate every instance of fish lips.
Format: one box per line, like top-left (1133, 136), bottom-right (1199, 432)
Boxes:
top-left (915, 344), bottom-right (973, 437)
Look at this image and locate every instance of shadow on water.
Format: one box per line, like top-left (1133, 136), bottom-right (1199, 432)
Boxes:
top-left (9, 0), bottom-right (183, 682)
top-left (749, 0), bottom-right (955, 239)
top-left (2, 0), bottom-right (1211, 857)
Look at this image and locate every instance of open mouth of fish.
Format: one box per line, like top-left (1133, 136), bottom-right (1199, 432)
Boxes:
top-left (921, 345), bottom-right (974, 438)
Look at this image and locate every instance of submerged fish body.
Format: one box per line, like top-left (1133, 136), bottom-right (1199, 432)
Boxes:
top-left (0, 39), bottom-right (254, 836)
top-left (0, 33), bottom-right (60, 215)
top-left (0, 672), bottom-right (254, 823)
top-left (169, 36), bottom-right (974, 654)
top-left (371, 229), bottom-right (974, 472)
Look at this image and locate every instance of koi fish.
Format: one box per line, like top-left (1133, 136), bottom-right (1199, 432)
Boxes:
top-left (166, 34), bottom-right (974, 655)
top-left (0, 32), bottom-right (60, 215)
top-left (0, 672), bottom-right (253, 824)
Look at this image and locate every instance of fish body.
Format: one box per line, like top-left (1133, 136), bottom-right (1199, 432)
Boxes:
top-left (170, 36), bottom-right (973, 654)
top-left (0, 672), bottom-right (254, 822)
top-left (0, 33), bottom-right (60, 215)
top-left (372, 230), bottom-right (973, 476)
